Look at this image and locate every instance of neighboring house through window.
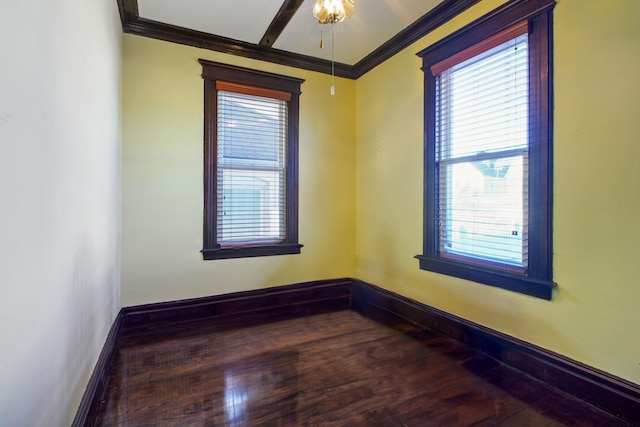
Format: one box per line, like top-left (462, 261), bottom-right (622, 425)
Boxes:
top-left (200, 60), bottom-right (304, 260)
top-left (416, 0), bottom-right (555, 299)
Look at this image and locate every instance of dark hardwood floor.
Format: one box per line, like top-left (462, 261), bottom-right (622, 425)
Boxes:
top-left (92, 310), bottom-right (631, 426)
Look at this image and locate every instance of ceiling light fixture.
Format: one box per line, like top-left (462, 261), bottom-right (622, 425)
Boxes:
top-left (312, 0), bottom-right (354, 24)
top-left (312, 0), bottom-right (355, 95)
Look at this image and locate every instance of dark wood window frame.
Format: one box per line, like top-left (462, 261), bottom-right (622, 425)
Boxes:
top-left (415, 0), bottom-right (556, 299)
top-left (199, 60), bottom-right (304, 260)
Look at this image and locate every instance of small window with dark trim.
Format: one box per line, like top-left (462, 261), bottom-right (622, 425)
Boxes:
top-left (199, 60), bottom-right (304, 260)
top-left (416, 0), bottom-right (555, 299)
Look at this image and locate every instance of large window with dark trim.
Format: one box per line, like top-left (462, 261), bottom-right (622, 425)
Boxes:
top-left (199, 60), bottom-right (304, 260)
top-left (416, 0), bottom-right (555, 299)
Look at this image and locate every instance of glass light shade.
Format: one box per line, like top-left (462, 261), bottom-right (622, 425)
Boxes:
top-left (312, 0), bottom-right (355, 24)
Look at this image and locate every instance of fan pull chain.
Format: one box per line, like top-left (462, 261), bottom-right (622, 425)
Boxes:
top-left (331, 23), bottom-right (335, 96)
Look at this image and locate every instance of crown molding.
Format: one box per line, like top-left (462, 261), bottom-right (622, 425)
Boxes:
top-left (117, 0), bottom-right (480, 79)
top-left (353, 0), bottom-right (481, 76)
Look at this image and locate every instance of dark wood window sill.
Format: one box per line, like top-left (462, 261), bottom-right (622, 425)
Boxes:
top-left (415, 255), bottom-right (555, 300)
top-left (202, 244), bottom-right (303, 260)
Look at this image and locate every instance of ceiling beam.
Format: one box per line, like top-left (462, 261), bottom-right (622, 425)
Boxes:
top-left (122, 16), bottom-right (357, 79)
top-left (118, 0), bottom-right (482, 79)
top-left (259, 0), bottom-right (306, 47)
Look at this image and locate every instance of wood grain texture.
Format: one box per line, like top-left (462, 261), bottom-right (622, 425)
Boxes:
top-left (352, 279), bottom-right (640, 426)
top-left (75, 279), bottom-right (640, 425)
top-left (92, 310), bottom-right (629, 426)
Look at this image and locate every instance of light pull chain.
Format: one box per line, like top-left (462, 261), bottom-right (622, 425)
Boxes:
top-left (331, 23), bottom-right (335, 96)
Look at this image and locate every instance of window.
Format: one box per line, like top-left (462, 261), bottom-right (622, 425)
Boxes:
top-left (199, 60), bottom-right (304, 259)
top-left (416, 0), bottom-right (555, 299)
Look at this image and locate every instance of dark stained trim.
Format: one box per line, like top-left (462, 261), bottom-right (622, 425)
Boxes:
top-left (116, 0), bottom-right (138, 27)
top-left (121, 16), bottom-right (356, 79)
top-left (116, 0), bottom-right (481, 79)
top-left (75, 279), bottom-right (640, 426)
top-left (418, 0), bottom-right (555, 59)
top-left (70, 310), bottom-right (124, 427)
top-left (121, 278), bottom-right (353, 331)
top-left (260, 0), bottom-right (306, 47)
top-left (351, 279), bottom-right (640, 426)
top-left (199, 60), bottom-right (304, 260)
top-left (415, 0), bottom-right (556, 300)
top-left (353, 0), bottom-right (482, 76)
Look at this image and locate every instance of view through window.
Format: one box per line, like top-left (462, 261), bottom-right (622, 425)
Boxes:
top-left (416, 0), bottom-right (555, 299)
top-left (436, 31), bottom-right (529, 268)
top-left (217, 90), bottom-right (287, 246)
top-left (200, 60), bottom-right (304, 260)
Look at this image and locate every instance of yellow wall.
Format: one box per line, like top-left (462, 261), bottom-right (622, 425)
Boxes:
top-left (122, 0), bottom-right (640, 386)
top-left (356, 0), bottom-right (640, 385)
top-left (121, 35), bottom-right (356, 306)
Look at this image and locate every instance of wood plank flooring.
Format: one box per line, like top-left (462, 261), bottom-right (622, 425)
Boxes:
top-left (92, 310), bottom-right (631, 426)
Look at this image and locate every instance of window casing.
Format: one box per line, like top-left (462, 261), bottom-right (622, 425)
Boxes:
top-left (416, 0), bottom-right (555, 299)
top-left (200, 60), bottom-right (304, 260)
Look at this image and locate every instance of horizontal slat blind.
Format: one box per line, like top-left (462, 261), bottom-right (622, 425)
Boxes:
top-left (431, 21), bottom-right (527, 76)
top-left (217, 88), bottom-right (287, 247)
top-left (435, 29), bottom-right (529, 267)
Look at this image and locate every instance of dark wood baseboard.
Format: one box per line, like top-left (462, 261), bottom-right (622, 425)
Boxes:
top-left (71, 309), bottom-right (124, 427)
top-left (75, 277), bottom-right (640, 426)
top-left (351, 279), bottom-right (640, 426)
top-left (121, 278), bottom-right (353, 332)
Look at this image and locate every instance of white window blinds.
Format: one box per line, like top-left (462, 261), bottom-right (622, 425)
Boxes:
top-left (434, 24), bottom-right (529, 268)
top-left (216, 84), bottom-right (289, 247)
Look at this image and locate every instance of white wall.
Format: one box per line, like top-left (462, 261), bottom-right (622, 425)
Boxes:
top-left (0, 0), bottom-right (122, 425)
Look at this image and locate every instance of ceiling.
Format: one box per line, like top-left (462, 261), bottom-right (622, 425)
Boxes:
top-left (117, 0), bottom-right (481, 79)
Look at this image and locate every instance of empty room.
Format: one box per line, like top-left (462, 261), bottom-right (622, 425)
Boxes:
top-left (1, 0), bottom-right (639, 426)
